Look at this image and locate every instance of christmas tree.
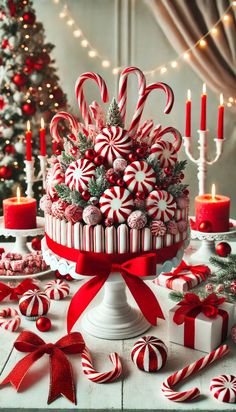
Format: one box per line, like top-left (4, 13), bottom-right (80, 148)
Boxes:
top-left (0, 0), bottom-right (68, 207)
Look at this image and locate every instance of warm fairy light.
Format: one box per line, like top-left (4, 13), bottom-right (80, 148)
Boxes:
top-left (171, 61), bottom-right (178, 68)
top-left (229, 97), bottom-right (234, 102)
top-left (49, 94), bottom-right (54, 99)
top-left (183, 52), bottom-right (190, 60)
top-left (187, 89), bottom-right (191, 101)
top-left (67, 19), bottom-right (74, 26)
top-left (25, 34), bottom-right (29, 39)
top-left (199, 39), bottom-right (207, 48)
top-left (112, 67), bottom-right (120, 75)
top-left (202, 83), bottom-right (207, 94)
top-left (81, 39), bottom-right (88, 48)
top-left (223, 14), bottom-right (230, 22)
top-left (160, 67), bottom-right (167, 74)
top-left (220, 93), bottom-right (224, 106)
top-left (73, 29), bottom-right (82, 37)
top-left (211, 184), bottom-right (216, 201)
top-left (211, 28), bottom-right (218, 35)
top-left (46, 83), bottom-right (51, 88)
top-left (39, 101), bottom-right (44, 106)
top-left (88, 50), bottom-right (97, 58)
top-left (102, 60), bottom-right (111, 68)
top-left (16, 187), bottom-right (21, 204)
top-left (233, 1), bottom-right (236, 6)
top-left (27, 120), bottom-right (30, 131)
top-left (59, 11), bottom-right (66, 18)
top-left (41, 118), bottom-right (45, 129)
top-left (227, 102), bottom-right (232, 107)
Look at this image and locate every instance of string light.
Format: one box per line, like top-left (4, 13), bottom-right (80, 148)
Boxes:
top-left (81, 39), bottom-right (88, 48)
top-left (199, 39), bottom-right (207, 48)
top-left (171, 61), bottom-right (178, 68)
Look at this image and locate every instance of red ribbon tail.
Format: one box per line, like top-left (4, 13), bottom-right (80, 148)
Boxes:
top-left (122, 274), bottom-right (165, 325)
top-left (67, 274), bottom-right (108, 333)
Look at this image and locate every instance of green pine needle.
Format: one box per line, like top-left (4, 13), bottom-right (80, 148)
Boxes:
top-left (106, 98), bottom-right (124, 128)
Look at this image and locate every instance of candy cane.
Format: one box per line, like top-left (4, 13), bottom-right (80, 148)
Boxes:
top-left (129, 82), bottom-right (174, 138)
top-left (50, 111), bottom-right (79, 143)
top-left (89, 101), bottom-right (105, 129)
top-left (149, 124), bottom-right (162, 145)
top-left (138, 120), bottom-right (154, 140)
top-left (81, 346), bottom-right (122, 383)
top-left (162, 344), bottom-right (229, 402)
top-left (155, 126), bottom-right (182, 152)
top-left (75, 72), bottom-right (109, 126)
top-left (118, 67), bottom-right (146, 124)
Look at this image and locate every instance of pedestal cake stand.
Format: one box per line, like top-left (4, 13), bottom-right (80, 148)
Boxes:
top-left (42, 237), bottom-right (188, 340)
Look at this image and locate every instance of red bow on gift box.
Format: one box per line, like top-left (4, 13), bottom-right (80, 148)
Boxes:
top-left (0, 331), bottom-right (85, 404)
top-left (163, 260), bottom-right (210, 289)
top-left (0, 279), bottom-right (39, 302)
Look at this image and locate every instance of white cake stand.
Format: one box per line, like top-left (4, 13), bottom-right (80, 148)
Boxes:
top-left (42, 237), bottom-right (187, 340)
top-left (190, 218), bottom-right (236, 264)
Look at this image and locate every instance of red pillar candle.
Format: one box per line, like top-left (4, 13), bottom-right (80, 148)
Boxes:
top-left (40, 118), bottom-right (46, 156)
top-left (200, 83), bottom-right (207, 131)
top-left (195, 184), bottom-right (230, 232)
top-left (3, 187), bottom-right (37, 230)
top-left (25, 120), bottom-right (32, 161)
top-left (185, 89), bottom-right (191, 137)
top-left (217, 94), bottom-right (224, 139)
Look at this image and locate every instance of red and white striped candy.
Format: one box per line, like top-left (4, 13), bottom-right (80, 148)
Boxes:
top-left (124, 161), bottom-right (156, 194)
top-left (162, 344), bottom-right (229, 402)
top-left (46, 162), bottom-right (64, 199)
top-left (94, 126), bottom-right (132, 166)
top-left (131, 336), bottom-right (168, 372)
top-left (146, 190), bottom-right (176, 221)
top-left (50, 111), bottom-right (79, 143)
top-left (137, 119), bottom-right (154, 140)
top-left (82, 346), bottom-right (122, 383)
top-left (210, 375), bottom-right (236, 403)
top-left (0, 308), bottom-right (21, 332)
top-left (100, 186), bottom-right (134, 223)
top-left (19, 290), bottom-right (50, 319)
top-left (150, 141), bottom-right (177, 168)
top-left (129, 82), bottom-right (174, 137)
top-left (154, 126), bottom-right (182, 153)
top-left (65, 159), bottom-right (96, 192)
top-left (44, 279), bottom-right (70, 300)
top-left (75, 72), bottom-right (109, 126)
top-left (118, 66), bottom-right (146, 124)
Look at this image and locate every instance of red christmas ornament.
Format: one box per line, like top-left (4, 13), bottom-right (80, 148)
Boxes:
top-left (33, 58), bottom-right (44, 71)
top-left (117, 178), bottom-right (125, 187)
top-left (25, 56), bottom-right (35, 68)
top-left (22, 11), bottom-right (36, 25)
top-left (1, 38), bottom-right (9, 49)
top-left (136, 147), bottom-right (146, 157)
top-left (85, 148), bottom-right (95, 161)
top-left (4, 144), bottom-right (15, 154)
top-left (198, 220), bottom-right (212, 232)
top-left (23, 65), bottom-right (33, 75)
top-left (81, 190), bottom-right (90, 201)
top-left (22, 101), bottom-right (36, 116)
top-left (108, 173), bottom-right (118, 185)
top-left (65, 274), bottom-right (73, 281)
top-left (215, 242), bottom-right (231, 258)
top-left (52, 87), bottom-right (64, 101)
top-left (0, 165), bottom-right (12, 179)
top-left (94, 155), bottom-right (104, 166)
top-left (36, 316), bottom-right (51, 332)
top-left (128, 153), bottom-right (138, 162)
top-left (136, 191), bottom-right (145, 200)
top-left (55, 149), bottom-right (62, 156)
top-left (164, 167), bottom-right (172, 176)
top-left (13, 73), bottom-right (28, 87)
top-left (31, 237), bottom-right (41, 251)
top-left (38, 52), bottom-right (50, 65)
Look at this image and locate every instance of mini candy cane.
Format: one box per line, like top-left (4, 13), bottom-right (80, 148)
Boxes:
top-left (50, 111), bottom-right (79, 143)
top-left (129, 82), bottom-right (174, 138)
top-left (137, 119), bottom-right (154, 140)
top-left (118, 66), bottom-right (146, 124)
top-left (89, 101), bottom-right (105, 129)
top-left (154, 126), bottom-right (182, 152)
top-left (81, 347), bottom-right (122, 383)
top-left (75, 72), bottom-right (109, 126)
top-left (162, 344), bottom-right (229, 402)
top-left (0, 308), bottom-right (21, 332)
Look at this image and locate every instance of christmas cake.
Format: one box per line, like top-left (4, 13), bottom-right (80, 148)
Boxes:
top-left (42, 67), bottom-right (189, 276)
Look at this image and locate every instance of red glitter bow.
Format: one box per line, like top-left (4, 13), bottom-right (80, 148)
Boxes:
top-left (0, 279), bottom-right (39, 302)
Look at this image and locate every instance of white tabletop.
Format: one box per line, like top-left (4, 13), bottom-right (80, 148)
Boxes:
top-left (0, 240), bottom-right (235, 411)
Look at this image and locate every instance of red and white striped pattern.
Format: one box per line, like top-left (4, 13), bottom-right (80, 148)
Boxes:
top-left (137, 120), bottom-right (154, 141)
top-left (82, 346), bottom-right (122, 383)
top-left (75, 72), bottom-right (109, 126)
top-left (131, 336), bottom-right (168, 372)
top-left (100, 186), bottom-right (134, 223)
top-left (117, 223), bottom-right (129, 253)
top-left (162, 344), bottom-right (229, 402)
top-left (0, 308), bottom-right (21, 332)
top-left (147, 190), bottom-right (176, 222)
top-left (65, 159), bottom-right (96, 192)
top-left (44, 279), bottom-right (70, 300)
top-left (150, 141), bottom-right (177, 168)
top-left (129, 82), bottom-right (174, 137)
top-left (123, 161), bottom-right (156, 193)
top-left (154, 126), bottom-right (182, 153)
top-left (210, 374), bottom-right (236, 403)
top-left (50, 111), bottom-right (79, 143)
top-left (94, 126), bottom-right (132, 166)
top-left (19, 290), bottom-right (50, 319)
top-left (118, 66), bottom-right (146, 124)
top-left (46, 162), bottom-right (64, 198)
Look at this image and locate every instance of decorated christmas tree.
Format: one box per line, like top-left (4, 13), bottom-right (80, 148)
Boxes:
top-left (0, 0), bottom-right (68, 207)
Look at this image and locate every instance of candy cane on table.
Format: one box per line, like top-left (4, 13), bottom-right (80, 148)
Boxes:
top-left (161, 344), bottom-right (229, 402)
top-left (50, 111), bottom-right (80, 143)
top-left (81, 346), bottom-right (122, 383)
top-left (75, 72), bottom-right (109, 126)
top-left (118, 67), bottom-right (146, 125)
top-left (155, 126), bottom-right (182, 152)
top-left (129, 82), bottom-right (174, 138)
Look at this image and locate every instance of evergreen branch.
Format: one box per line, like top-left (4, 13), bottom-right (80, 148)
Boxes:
top-left (88, 175), bottom-right (109, 198)
top-left (146, 156), bottom-right (162, 179)
top-left (106, 98), bottom-right (124, 128)
top-left (168, 184), bottom-right (188, 198)
top-left (169, 291), bottom-right (184, 302)
top-left (77, 132), bottom-right (93, 155)
top-left (172, 160), bottom-right (187, 176)
top-left (55, 183), bottom-right (87, 206)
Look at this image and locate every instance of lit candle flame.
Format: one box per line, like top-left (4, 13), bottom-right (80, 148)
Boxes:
top-left (202, 83), bottom-right (207, 95)
top-left (187, 89), bottom-right (191, 101)
top-left (211, 184), bottom-right (216, 201)
top-left (26, 120), bottom-right (30, 131)
top-left (16, 187), bottom-right (21, 204)
top-left (40, 118), bottom-right (45, 129)
top-left (220, 93), bottom-right (224, 106)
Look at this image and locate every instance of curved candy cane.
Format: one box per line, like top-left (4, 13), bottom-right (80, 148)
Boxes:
top-left (50, 111), bottom-right (79, 143)
top-left (162, 344), bottom-right (229, 402)
top-left (129, 82), bottom-right (174, 138)
top-left (149, 124), bottom-right (162, 145)
top-left (81, 347), bottom-right (122, 383)
top-left (75, 72), bottom-right (109, 126)
top-left (118, 67), bottom-right (146, 125)
top-left (155, 126), bottom-right (182, 152)
top-left (138, 120), bottom-right (154, 139)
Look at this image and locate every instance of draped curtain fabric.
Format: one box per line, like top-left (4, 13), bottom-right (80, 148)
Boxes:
top-left (146, 0), bottom-right (236, 101)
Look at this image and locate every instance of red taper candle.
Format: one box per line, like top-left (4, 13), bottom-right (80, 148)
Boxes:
top-left (200, 83), bottom-right (207, 131)
top-left (217, 94), bottom-right (224, 139)
top-left (25, 120), bottom-right (32, 161)
top-left (40, 118), bottom-right (46, 155)
top-left (185, 89), bottom-right (191, 137)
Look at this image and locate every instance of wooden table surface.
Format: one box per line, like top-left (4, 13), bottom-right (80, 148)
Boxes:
top-left (0, 241), bottom-right (235, 411)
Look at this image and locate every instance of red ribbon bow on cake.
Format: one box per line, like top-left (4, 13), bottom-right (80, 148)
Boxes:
top-left (0, 279), bottom-right (39, 301)
top-left (67, 250), bottom-right (165, 332)
top-left (0, 331), bottom-right (85, 404)
top-left (163, 260), bottom-right (210, 289)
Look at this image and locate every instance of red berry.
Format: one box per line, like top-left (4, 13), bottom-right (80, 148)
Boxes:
top-left (136, 191), bottom-right (145, 200)
top-left (128, 153), bottom-right (138, 162)
top-left (117, 178), bottom-right (125, 187)
top-left (108, 174), bottom-right (118, 185)
top-left (55, 149), bottom-right (61, 156)
top-left (55, 270), bottom-right (62, 279)
top-left (136, 147), bottom-right (146, 157)
top-left (36, 316), bottom-right (51, 332)
top-left (82, 190), bottom-right (90, 201)
top-left (164, 167), bottom-right (172, 176)
top-left (85, 148), bottom-right (95, 160)
top-left (183, 189), bottom-right (189, 195)
top-left (70, 147), bottom-right (77, 156)
top-left (215, 242), bottom-right (231, 258)
top-left (94, 155), bottom-right (104, 166)
top-left (180, 173), bottom-right (185, 179)
top-left (68, 133), bottom-right (76, 141)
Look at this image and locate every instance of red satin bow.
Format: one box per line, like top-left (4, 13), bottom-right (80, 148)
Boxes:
top-left (67, 251), bottom-right (164, 333)
top-left (0, 279), bottom-right (39, 302)
top-left (0, 331), bottom-right (85, 404)
top-left (163, 260), bottom-right (210, 282)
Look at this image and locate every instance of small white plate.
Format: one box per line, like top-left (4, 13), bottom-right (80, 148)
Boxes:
top-left (0, 268), bottom-right (53, 281)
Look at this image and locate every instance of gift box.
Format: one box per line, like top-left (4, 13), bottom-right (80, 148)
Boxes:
top-left (169, 293), bottom-right (235, 353)
top-left (154, 260), bottom-right (210, 292)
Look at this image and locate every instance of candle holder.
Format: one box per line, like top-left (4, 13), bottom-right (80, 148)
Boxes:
top-left (183, 130), bottom-right (225, 195)
top-left (24, 155), bottom-right (48, 197)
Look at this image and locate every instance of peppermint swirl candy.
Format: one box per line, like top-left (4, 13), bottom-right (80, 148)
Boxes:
top-left (45, 279), bottom-right (70, 300)
top-left (131, 336), bottom-right (168, 372)
top-left (150, 141), bottom-right (177, 168)
top-left (19, 290), bottom-right (50, 319)
top-left (100, 186), bottom-right (134, 223)
top-left (0, 308), bottom-right (21, 332)
top-left (65, 159), bottom-right (96, 193)
top-left (123, 161), bottom-right (156, 193)
top-left (146, 190), bottom-right (176, 222)
top-left (210, 375), bottom-right (236, 403)
top-left (46, 162), bottom-right (64, 198)
top-left (94, 126), bottom-right (132, 166)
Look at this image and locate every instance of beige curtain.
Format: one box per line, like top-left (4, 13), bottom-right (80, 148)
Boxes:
top-left (146, 0), bottom-right (236, 101)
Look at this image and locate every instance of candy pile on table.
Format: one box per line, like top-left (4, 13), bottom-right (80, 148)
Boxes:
top-left (0, 252), bottom-right (48, 276)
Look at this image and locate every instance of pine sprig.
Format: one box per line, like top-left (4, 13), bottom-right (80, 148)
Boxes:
top-left (106, 98), bottom-right (124, 128)
top-left (146, 156), bottom-right (162, 180)
top-left (77, 132), bottom-right (94, 155)
top-left (210, 254), bottom-right (236, 281)
top-left (55, 183), bottom-right (87, 207)
top-left (88, 166), bottom-right (109, 198)
top-left (59, 151), bottom-right (75, 167)
top-left (172, 160), bottom-right (187, 176)
top-left (169, 291), bottom-right (184, 302)
top-left (168, 184), bottom-right (188, 198)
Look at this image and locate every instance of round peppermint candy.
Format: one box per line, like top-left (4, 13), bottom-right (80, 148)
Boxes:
top-left (146, 190), bottom-right (176, 222)
top-left (150, 141), bottom-right (177, 168)
top-left (46, 162), bottom-right (64, 199)
top-left (0, 308), bottom-right (21, 332)
top-left (45, 279), bottom-right (70, 300)
top-left (131, 336), bottom-right (168, 372)
top-left (19, 289), bottom-right (50, 320)
top-left (99, 186), bottom-right (134, 223)
top-left (65, 159), bottom-right (96, 193)
top-left (123, 161), bottom-right (156, 194)
top-left (95, 126), bottom-right (132, 166)
top-left (210, 375), bottom-right (236, 403)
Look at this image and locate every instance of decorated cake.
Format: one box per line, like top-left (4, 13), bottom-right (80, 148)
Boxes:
top-left (42, 67), bottom-right (189, 276)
